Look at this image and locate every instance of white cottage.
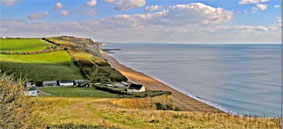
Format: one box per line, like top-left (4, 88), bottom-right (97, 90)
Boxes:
top-left (59, 80), bottom-right (74, 86)
top-left (25, 86), bottom-right (38, 96)
top-left (127, 84), bottom-right (145, 92)
top-left (42, 80), bottom-right (57, 87)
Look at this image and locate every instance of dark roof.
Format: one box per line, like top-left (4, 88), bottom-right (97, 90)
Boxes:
top-left (59, 80), bottom-right (73, 83)
top-left (128, 84), bottom-right (143, 90)
top-left (43, 80), bottom-right (57, 84)
top-left (28, 86), bottom-right (37, 91)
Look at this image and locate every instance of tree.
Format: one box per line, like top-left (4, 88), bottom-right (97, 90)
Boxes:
top-left (0, 73), bottom-right (36, 129)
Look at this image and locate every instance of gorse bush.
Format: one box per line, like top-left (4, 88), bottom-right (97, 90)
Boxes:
top-left (0, 73), bottom-right (37, 129)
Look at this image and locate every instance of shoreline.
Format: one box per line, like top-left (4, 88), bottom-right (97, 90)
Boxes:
top-left (103, 53), bottom-right (224, 113)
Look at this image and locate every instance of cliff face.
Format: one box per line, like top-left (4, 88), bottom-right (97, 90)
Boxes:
top-left (58, 36), bottom-right (103, 58)
top-left (44, 36), bottom-right (127, 82)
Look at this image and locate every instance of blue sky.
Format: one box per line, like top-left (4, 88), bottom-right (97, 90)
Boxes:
top-left (0, 0), bottom-right (281, 43)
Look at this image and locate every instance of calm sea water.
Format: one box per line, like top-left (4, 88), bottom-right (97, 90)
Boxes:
top-left (103, 43), bottom-right (281, 117)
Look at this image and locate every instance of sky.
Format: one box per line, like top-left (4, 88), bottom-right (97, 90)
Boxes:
top-left (0, 0), bottom-right (282, 44)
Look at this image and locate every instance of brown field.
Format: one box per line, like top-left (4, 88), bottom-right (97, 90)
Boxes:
top-left (33, 97), bottom-right (282, 129)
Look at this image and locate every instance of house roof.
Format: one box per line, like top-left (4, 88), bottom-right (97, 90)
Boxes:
top-left (59, 80), bottom-right (73, 83)
top-left (28, 86), bottom-right (37, 91)
top-left (42, 80), bottom-right (57, 84)
top-left (75, 79), bottom-right (85, 83)
top-left (128, 84), bottom-right (143, 90)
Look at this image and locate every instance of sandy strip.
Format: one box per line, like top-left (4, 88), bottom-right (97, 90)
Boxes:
top-left (103, 53), bottom-right (223, 113)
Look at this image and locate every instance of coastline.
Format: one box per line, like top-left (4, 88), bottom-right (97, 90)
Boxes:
top-left (103, 53), bottom-right (224, 113)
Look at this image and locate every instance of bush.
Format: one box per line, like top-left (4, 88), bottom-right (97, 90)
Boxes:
top-left (0, 73), bottom-right (37, 129)
top-left (154, 102), bottom-right (179, 111)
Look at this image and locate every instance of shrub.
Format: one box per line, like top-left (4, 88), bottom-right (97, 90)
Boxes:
top-left (0, 73), bottom-right (37, 129)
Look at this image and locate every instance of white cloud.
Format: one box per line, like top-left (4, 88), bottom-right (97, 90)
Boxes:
top-left (103, 0), bottom-right (116, 3)
top-left (256, 4), bottom-right (267, 10)
top-left (115, 0), bottom-right (146, 11)
top-left (274, 5), bottom-right (280, 8)
top-left (27, 11), bottom-right (48, 20)
top-left (61, 10), bottom-right (70, 16)
top-left (239, 0), bottom-right (270, 4)
top-left (252, 4), bottom-right (267, 13)
top-left (166, 3), bottom-right (233, 24)
top-left (53, 3), bottom-right (63, 10)
top-left (276, 17), bottom-right (282, 26)
top-left (1, 3), bottom-right (280, 43)
top-left (145, 5), bottom-right (162, 12)
top-left (0, 0), bottom-right (19, 6)
top-left (244, 10), bottom-right (248, 13)
top-left (86, 0), bottom-right (97, 7)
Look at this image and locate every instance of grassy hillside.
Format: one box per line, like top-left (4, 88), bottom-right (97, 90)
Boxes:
top-left (0, 51), bottom-right (84, 81)
top-left (38, 87), bottom-right (121, 98)
top-left (0, 38), bottom-right (54, 52)
top-left (0, 36), bottom-right (126, 82)
top-left (34, 97), bottom-right (282, 129)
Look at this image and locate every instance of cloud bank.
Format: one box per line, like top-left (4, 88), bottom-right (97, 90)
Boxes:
top-left (115, 0), bottom-right (146, 11)
top-left (1, 3), bottom-right (280, 43)
top-left (239, 0), bottom-right (270, 4)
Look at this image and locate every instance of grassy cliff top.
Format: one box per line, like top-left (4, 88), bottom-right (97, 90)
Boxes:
top-left (0, 38), bottom-right (54, 52)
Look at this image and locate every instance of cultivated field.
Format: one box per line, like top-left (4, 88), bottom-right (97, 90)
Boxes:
top-left (0, 51), bottom-right (84, 81)
top-left (33, 97), bottom-right (282, 129)
top-left (0, 38), bottom-right (54, 52)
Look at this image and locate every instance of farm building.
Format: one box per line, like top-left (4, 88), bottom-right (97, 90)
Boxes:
top-left (106, 84), bottom-right (113, 87)
top-left (127, 84), bottom-right (145, 92)
top-left (74, 79), bottom-right (85, 85)
top-left (25, 86), bottom-right (38, 96)
top-left (114, 83), bottom-right (125, 88)
top-left (25, 81), bottom-right (36, 87)
top-left (59, 80), bottom-right (74, 86)
top-left (42, 80), bottom-right (57, 87)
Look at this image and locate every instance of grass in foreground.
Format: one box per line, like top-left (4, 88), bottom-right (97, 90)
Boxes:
top-left (0, 38), bottom-right (54, 52)
top-left (0, 51), bottom-right (84, 81)
top-left (34, 97), bottom-right (282, 129)
top-left (38, 87), bottom-right (121, 98)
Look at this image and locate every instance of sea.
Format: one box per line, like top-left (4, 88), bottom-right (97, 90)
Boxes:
top-left (102, 43), bottom-right (282, 117)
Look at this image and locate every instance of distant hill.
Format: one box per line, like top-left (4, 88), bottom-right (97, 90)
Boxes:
top-left (0, 36), bottom-right (127, 82)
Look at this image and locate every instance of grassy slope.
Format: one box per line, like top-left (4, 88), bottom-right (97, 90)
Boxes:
top-left (34, 97), bottom-right (282, 129)
top-left (0, 51), bottom-right (84, 81)
top-left (0, 38), bottom-right (54, 52)
top-left (38, 87), bottom-right (121, 98)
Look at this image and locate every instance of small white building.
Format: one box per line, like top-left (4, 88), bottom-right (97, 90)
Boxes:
top-left (114, 83), bottom-right (125, 88)
top-left (106, 84), bottom-right (113, 87)
top-left (42, 80), bottom-right (57, 87)
top-left (59, 80), bottom-right (74, 86)
top-left (74, 79), bottom-right (85, 86)
top-left (25, 86), bottom-right (38, 96)
top-left (127, 84), bottom-right (145, 92)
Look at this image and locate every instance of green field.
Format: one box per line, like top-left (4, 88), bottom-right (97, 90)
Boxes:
top-left (38, 87), bottom-right (120, 98)
top-left (0, 51), bottom-right (84, 81)
top-left (0, 38), bottom-right (54, 52)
